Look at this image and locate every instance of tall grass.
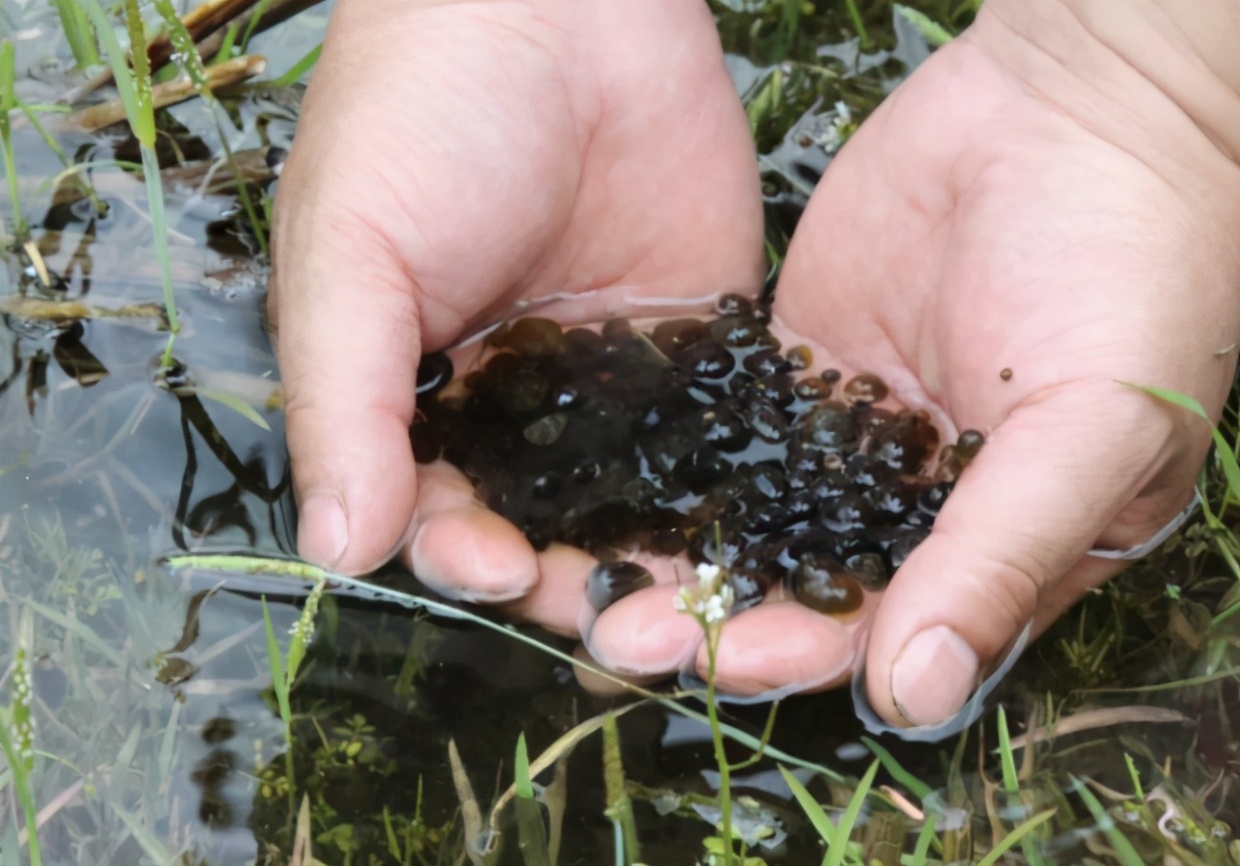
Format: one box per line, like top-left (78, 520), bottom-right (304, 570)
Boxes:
top-left (0, 40), bottom-right (28, 240)
top-left (78, 0), bottom-right (180, 366)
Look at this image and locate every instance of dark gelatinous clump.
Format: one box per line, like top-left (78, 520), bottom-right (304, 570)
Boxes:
top-left (410, 303), bottom-right (962, 618)
top-left (587, 561), bottom-right (656, 611)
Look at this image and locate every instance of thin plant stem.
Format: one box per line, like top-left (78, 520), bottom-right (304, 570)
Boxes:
top-left (703, 624), bottom-right (735, 863)
top-left (0, 40), bottom-right (28, 238)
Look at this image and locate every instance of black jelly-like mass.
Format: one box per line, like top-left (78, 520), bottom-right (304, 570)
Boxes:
top-left (410, 296), bottom-right (982, 617)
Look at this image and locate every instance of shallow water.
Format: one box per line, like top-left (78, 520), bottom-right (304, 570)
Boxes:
top-left (2, 2), bottom-right (1238, 865)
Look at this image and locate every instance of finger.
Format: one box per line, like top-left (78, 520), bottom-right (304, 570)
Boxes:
top-left (865, 381), bottom-right (1198, 728)
top-left (270, 175), bottom-right (424, 574)
top-left (571, 644), bottom-right (672, 697)
top-left (699, 595), bottom-right (878, 696)
top-left (401, 461), bottom-right (539, 603)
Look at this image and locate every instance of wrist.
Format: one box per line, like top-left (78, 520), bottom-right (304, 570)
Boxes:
top-left (965, 0), bottom-right (1240, 168)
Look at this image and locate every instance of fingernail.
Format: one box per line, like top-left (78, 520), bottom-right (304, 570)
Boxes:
top-left (298, 492), bottom-right (349, 567)
top-left (890, 625), bottom-right (979, 727)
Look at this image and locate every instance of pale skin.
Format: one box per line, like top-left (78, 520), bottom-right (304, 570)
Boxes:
top-left (269, 0), bottom-right (1240, 729)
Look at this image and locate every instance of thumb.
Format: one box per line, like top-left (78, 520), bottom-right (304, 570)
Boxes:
top-left (269, 194), bottom-right (422, 575)
top-left (863, 381), bottom-right (1201, 728)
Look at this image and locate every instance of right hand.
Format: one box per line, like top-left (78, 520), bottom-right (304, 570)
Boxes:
top-left (269, 0), bottom-right (765, 578)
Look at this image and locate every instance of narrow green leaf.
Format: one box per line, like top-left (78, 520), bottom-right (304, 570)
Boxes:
top-left (1070, 777), bottom-right (1145, 866)
top-left (908, 814), bottom-right (936, 866)
top-left (825, 759), bottom-right (879, 866)
top-left (77, 0), bottom-right (148, 145)
top-left (152, 0), bottom-right (210, 95)
top-left (184, 386), bottom-right (273, 429)
top-left (862, 735), bottom-right (932, 800)
top-left (239, 0), bottom-right (275, 53)
top-left (211, 22), bottom-right (240, 65)
top-left (976, 808), bottom-right (1057, 866)
top-left (1123, 754), bottom-right (1145, 801)
top-left (272, 42), bottom-right (322, 87)
top-left (261, 596), bottom-right (292, 728)
top-left (122, 0), bottom-right (155, 144)
top-left (777, 765), bottom-right (836, 844)
top-left (996, 706), bottom-right (1019, 794)
top-left (894, 4), bottom-right (955, 47)
top-left (52, 0), bottom-right (101, 68)
top-left (1128, 383), bottom-right (1240, 497)
top-left (515, 733), bottom-right (534, 799)
top-left (0, 40), bottom-right (26, 235)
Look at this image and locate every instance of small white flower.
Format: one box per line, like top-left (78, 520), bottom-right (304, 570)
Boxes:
top-left (695, 563), bottom-right (721, 587)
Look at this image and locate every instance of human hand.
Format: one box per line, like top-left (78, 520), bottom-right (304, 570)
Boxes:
top-left (547, 0), bottom-right (1240, 725)
top-left (767, 1), bottom-right (1240, 727)
top-left (268, 0), bottom-right (764, 575)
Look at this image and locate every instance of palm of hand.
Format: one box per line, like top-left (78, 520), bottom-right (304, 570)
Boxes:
top-left (772, 38), bottom-right (1237, 721)
top-left (271, 0), bottom-right (764, 574)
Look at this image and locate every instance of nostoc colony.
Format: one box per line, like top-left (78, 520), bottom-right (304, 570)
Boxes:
top-left (411, 295), bottom-right (981, 618)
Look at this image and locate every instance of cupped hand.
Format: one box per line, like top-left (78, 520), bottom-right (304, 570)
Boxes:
top-left (553, 7), bottom-right (1240, 726)
top-left (269, 0), bottom-right (764, 574)
top-left (769, 16), bottom-right (1240, 726)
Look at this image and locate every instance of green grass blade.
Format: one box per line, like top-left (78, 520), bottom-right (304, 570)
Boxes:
top-left (513, 734), bottom-right (551, 866)
top-left (777, 765), bottom-right (836, 847)
top-left (78, 0), bottom-right (151, 145)
top-left (272, 43), bottom-right (322, 87)
top-left (602, 714), bottom-right (639, 864)
top-left (1123, 754), bottom-right (1145, 801)
top-left (211, 22), bottom-right (240, 65)
top-left (239, 0), bottom-right (275, 54)
top-left (894, 4), bottom-right (954, 47)
top-left (515, 733), bottom-right (534, 799)
top-left (0, 39), bottom-right (26, 236)
top-left (824, 759), bottom-right (879, 866)
top-left (1070, 777), bottom-right (1144, 866)
top-left (51, 0), bottom-right (101, 68)
top-left (996, 706), bottom-right (1018, 794)
top-left (140, 144), bottom-right (180, 346)
top-left (976, 809), bottom-right (1057, 866)
top-left (1128, 383), bottom-right (1240, 497)
top-left (908, 814), bottom-right (936, 866)
top-left (152, 0), bottom-right (209, 93)
top-left (121, 0), bottom-right (154, 142)
top-left (861, 735), bottom-right (932, 800)
top-left (188, 386), bottom-right (272, 431)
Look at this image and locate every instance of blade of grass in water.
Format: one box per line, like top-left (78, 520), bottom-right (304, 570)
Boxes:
top-left (997, 706), bottom-right (1048, 866)
top-left (262, 597), bottom-right (297, 811)
top-left (0, 40), bottom-right (28, 238)
top-left (80, 0), bottom-right (181, 361)
top-left (1127, 383), bottom-right (1240, 498)
top-left (272, 42), bottom-right (322, 87)
top-left (825, 759), bottom-right (879, 866)
top-left (861, 735), bottom-right (932, 800)
top-left (777, 766), bottom-right (836, 849)
top-left (1071, 777), bottom-right (1145, 866)
top-left (239, 0), bottom-right (275, 53)
top-left (153, 0), bottom-right (269, 254)
top-left (513, 733), bottom-right (551, 866)
top-left (211, 21), bottom-right (241, 64)
top-left (976, 809), bottom-right (1057, 866)
top-left (52, 0), bottom-right (101, 69)
top-left (602, 714), bottom-right (640, 864)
